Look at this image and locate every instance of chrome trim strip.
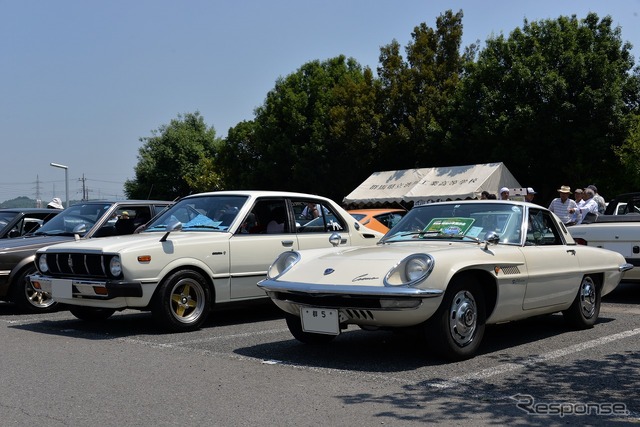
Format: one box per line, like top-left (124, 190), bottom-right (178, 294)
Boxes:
top-left (258, 279), bottom-right (443, 298)
top-left (620, 263), bottom-right (634, 272)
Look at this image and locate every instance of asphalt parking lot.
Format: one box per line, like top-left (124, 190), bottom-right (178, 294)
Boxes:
top-left (1, 282), bottom-right (639, 426)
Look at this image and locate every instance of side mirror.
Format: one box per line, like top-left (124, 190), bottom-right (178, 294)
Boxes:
top-left (160, 219), bottom-right (183, 242)
top-left (329, 232), bottom-right (342, 247)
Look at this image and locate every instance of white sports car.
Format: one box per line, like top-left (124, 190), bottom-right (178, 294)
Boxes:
top-left (258, 200), bottom-right (632, 361)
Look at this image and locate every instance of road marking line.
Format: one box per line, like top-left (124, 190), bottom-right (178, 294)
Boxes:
top-left (429, 328), bottom-right (640, 389)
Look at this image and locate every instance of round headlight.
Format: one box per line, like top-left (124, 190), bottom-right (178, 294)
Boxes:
top-left (406, 256), bottom-right (431, 282)
top-left (267, 251), bottom-right (300, 279)
top-left (38, 254), bottom-right (49, 273)
top-left (384, 254), bottom-right (434, 287)
top-left (109, 256), bottom-right (122, 277)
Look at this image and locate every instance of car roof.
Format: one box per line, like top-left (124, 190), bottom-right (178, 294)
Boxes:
top-left (181, 190), bottom-right (329, 201)
top-left (0, 208), bottom-right (58, 214)
top-left (68, 200), bottom-right (171, 206)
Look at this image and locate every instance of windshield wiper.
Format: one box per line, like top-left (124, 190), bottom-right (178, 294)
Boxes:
top-left (383, 230), bottom-right (483, 243)
top-left (182, 224), bottom-right (221, 230)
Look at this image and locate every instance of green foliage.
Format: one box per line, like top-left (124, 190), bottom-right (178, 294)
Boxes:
top-left (376, 10), bottom-right (465, 171)
top-left (448, 13), bottom-right (639, 202)
top-left (221, 55), bottom-right (375, 202)
top-left (119, 10), bottom-right (639, 207)
top-left (124, 112), bottom-right (222, 200)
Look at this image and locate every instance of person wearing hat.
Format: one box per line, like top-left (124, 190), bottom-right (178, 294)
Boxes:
top-left (47, 197), bottom-right (64, 209)
top-left (499, 187), bottom-right (510, 200)
top-left (548, 185), bottom-right (579, 226)
top-left (525, 187), bottom-right (536, 203)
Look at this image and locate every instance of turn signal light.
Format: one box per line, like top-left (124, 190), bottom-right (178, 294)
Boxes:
top-left (93, 286), bottom-right (108, 296)
top-left (138, 255), bottom-right (151, 263)
top-left (31, 281), bottom-right (41, 290)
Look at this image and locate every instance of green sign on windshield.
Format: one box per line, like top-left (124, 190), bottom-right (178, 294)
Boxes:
top-left (424, 217), bottom-right (475, 235)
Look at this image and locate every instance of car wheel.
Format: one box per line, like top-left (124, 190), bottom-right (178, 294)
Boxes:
top-left (285, 313), bottom-right (336, 344)
top-left (151, 269), bottom-right (211, 332)
top-left (11, 266), bottom-right (58, 313)
top-left (69, 306), bottom-right (116, 321)
top-left (563, 275), bottom-right (601, 329)
top-left (425, 275), bottom-right (486, 361)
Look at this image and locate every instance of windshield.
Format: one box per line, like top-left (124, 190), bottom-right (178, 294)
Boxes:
top-left (34, 203), bottom-right (113, 237)
top-left (382, 202), bottom-right (524, 245)
top-left (144, 195), bottom-right (249, 232)
top-left (0, 212), bottom-right (18, 230)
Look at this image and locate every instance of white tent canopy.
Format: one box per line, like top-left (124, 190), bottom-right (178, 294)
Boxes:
top-left (343, 162), bottom-right (521, 206)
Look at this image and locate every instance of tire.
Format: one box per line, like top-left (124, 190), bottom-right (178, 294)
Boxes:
top-left (425, 275), bottom-right (486, 361)
top-left (69, 306), bottom-right (116, 321)
top-left (151, 269), bottom-right (211, 332)
top-left (11, 266), bottom-right (58, 313)
top-left (285, 313), bottom-right (336, 344)
top-left (563, 275), bottom-right (601, 329)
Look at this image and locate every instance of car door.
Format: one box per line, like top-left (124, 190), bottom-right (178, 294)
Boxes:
top-left (521, 208), bottom-right (581, 310)
top-left (228, 197), bottom-right (299, 299)
top-left (292, 199), bottom-right (350, 250)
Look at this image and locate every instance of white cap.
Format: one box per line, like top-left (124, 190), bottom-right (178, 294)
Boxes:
top-left (527, 187), bottom-right (536, 194)
top-left (500, 187), bottom-right (509, 194)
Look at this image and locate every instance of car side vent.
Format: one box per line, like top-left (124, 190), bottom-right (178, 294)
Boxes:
top-left (500, 266), bottom-right (521, 275)
top-left (344, 309), bottom-right (374, 320)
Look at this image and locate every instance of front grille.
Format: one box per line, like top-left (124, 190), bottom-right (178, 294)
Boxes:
top-left (44, 252), bottom-right (107, 278)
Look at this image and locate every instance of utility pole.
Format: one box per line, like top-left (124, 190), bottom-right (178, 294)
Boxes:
top-left (79, 174), bottom-right (88, 201)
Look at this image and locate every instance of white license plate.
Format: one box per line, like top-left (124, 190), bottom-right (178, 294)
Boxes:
top-left (51, 279), bottom-right (73, 299)
top-left (301, 307), bottom-right (339, 335)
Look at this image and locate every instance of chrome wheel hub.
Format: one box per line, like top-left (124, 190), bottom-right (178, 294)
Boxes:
top-left (449, 290), bottom-right (477, 347)
top-left (579, 277), bottom-right (597, 319)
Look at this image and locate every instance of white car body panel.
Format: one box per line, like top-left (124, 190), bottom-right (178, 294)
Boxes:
top-left (259, 200), bottom-right (630, 330)
top-left (30, 191), bottom-right (384, 314)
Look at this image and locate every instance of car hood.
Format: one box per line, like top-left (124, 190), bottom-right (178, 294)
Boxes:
top-left (276, 241), bottom-right (494, 287)
top-left (37, 231), bottom-right (231, 254)
top-left (0, 235), bottom-right (73, 252)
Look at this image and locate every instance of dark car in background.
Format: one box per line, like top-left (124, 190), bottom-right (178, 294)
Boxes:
top-left (0, 200), bottom-right (170, 312)
top-left (0, 208), bottom-right (60, 239)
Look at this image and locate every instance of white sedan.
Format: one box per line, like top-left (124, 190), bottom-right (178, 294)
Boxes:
top-left (29, 191), bottom-right (383, 332)
top-left (258, 200), bottom-right (632, 361)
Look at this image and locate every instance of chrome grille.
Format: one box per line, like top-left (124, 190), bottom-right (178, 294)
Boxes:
top-left (45, 253), bottom-right (107, 278)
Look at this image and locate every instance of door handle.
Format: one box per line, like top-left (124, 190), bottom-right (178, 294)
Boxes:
top-left (281, 240), bottom-right (294, 247)
top-left (566, 249), bottom-right (576, 255)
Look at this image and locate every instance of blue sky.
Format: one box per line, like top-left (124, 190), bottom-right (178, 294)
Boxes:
top-left (2, 0), bottom-right (639, 204)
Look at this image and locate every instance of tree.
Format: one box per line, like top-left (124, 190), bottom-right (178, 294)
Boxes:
top-left (124, 112), bottom-right (222, 200)
top-left (448, 13), bottom-right (640, 202)
top-left (219, 56), bottom-right (374, 202)
top-left (376, 10), bottom-right (466, 171)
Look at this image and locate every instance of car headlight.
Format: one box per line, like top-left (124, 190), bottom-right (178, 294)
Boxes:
top-left (109, 256), bottom-right (122, 278)
top-left (384, 254), bottom-right (434, 287)
top-left (38, 254), bottom-right (49, 273)
top-left (267, 251), bottom-right (300, 279)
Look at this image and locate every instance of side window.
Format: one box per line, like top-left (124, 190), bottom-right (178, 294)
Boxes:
top-left (238, 199), bottom-right (289, 234)
top-left (293, 199), bottom-right (345, 233)
top-left (526, 210), bottom-right (562, 246)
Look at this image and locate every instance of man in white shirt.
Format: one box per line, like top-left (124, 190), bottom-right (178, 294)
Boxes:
top-left (579, 188), bottom-right (599, 223)
top-left (548, 185), bottom-right (579, 226)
